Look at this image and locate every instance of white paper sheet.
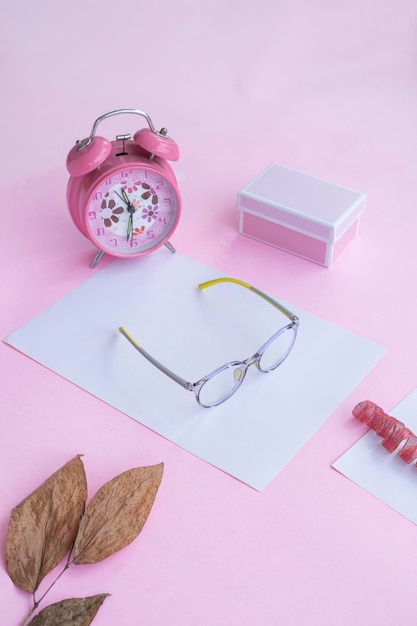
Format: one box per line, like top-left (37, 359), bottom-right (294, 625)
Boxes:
top-left (333, 388), bottom-right (417, 523)
top-left (4, 251), bottom-right (385, 490)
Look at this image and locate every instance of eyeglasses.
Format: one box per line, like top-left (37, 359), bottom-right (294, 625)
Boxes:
top-left (118, 277), bottom-right (299, 408)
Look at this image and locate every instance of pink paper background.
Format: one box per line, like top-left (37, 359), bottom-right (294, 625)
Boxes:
top-left (2, 1), bottom-right (417, 624)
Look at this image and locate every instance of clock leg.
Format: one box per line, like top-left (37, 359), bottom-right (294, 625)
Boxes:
top-left (91, 249), bottom-right (105, 268)
top-left (164, 241), bottom-right (176, 254)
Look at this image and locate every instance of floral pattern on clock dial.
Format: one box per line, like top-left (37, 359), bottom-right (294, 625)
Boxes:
top-left (87, 169), bottom-right (178, 254)
top-left (99, 197), bottom-right (124, 227)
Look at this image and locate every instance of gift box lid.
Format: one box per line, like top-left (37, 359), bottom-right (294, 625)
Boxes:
top-left (238, 163), bottom-right (366, 243)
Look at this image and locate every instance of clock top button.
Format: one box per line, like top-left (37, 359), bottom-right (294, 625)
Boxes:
top-left (133, 128), bottom-right (179, 162)
top-left (66, 136), bottom-right (112, 177)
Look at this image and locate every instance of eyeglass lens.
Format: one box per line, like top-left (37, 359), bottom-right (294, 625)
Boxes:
top-left (198, 363), bottom-right (245, 407)
top-left (198, 325), bottom-right (297, 407)
top-left (258, 324), bottom-right (297, 372)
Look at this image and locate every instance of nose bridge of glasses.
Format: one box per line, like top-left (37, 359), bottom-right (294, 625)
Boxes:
top-left (242, 354), bottom-right (259, 369)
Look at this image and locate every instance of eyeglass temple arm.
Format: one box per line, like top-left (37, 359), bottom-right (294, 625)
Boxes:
top-left (119, 279), bottom-right (297, 389)
top-left (198, 277), bottom-right (298, 322)
top-left (118, 327), bottom-right (192, 389)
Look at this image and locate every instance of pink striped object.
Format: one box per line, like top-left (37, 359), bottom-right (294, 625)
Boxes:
top-left (353, 400), bottom-right (417, 464)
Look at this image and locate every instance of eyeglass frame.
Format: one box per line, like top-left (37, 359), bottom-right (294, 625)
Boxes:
top-left (118, 277), bottom-right (299, 408)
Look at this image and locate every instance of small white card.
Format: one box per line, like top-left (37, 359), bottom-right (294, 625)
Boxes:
top-left (4, 251), bottom-right (385, 490)
top-left (333, 388), bottom-right (417, 523)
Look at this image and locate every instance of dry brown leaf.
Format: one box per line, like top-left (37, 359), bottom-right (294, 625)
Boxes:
top-left (6, 455), bottom-right (87, 592)
top-left (28, 594), bottom-right (109, 626)
top-left (73, 463), bottom-right (163, 564)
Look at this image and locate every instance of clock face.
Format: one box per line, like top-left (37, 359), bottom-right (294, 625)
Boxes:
top-left (86, 167), bottom-right (179, 255)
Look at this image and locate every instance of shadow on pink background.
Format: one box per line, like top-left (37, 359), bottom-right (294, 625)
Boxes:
top-left (2, 1), bottom-right (417, 624)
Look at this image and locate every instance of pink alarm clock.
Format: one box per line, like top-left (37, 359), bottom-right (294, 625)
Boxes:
top-left (66, 108), bottom-right (181, 267)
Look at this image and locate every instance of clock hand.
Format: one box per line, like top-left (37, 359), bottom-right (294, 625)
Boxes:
top-left (120, 189), bottom-right (136, 218)
top-left (127, 212), bottom-right (134, 240)
top-left (121, 188), bottom-right (131, 204)
top-left (115, 189), bottom-right (136, 241)
top-left (114, 190), bottom-right (126, 203)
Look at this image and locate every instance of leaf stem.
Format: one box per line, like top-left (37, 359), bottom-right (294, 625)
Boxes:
top-left (36, 560), bottom-right (72, 606)
top-left (19, 595), bottom-right (37, 626)
top-left (20, 558), bottom-right (75, 626)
